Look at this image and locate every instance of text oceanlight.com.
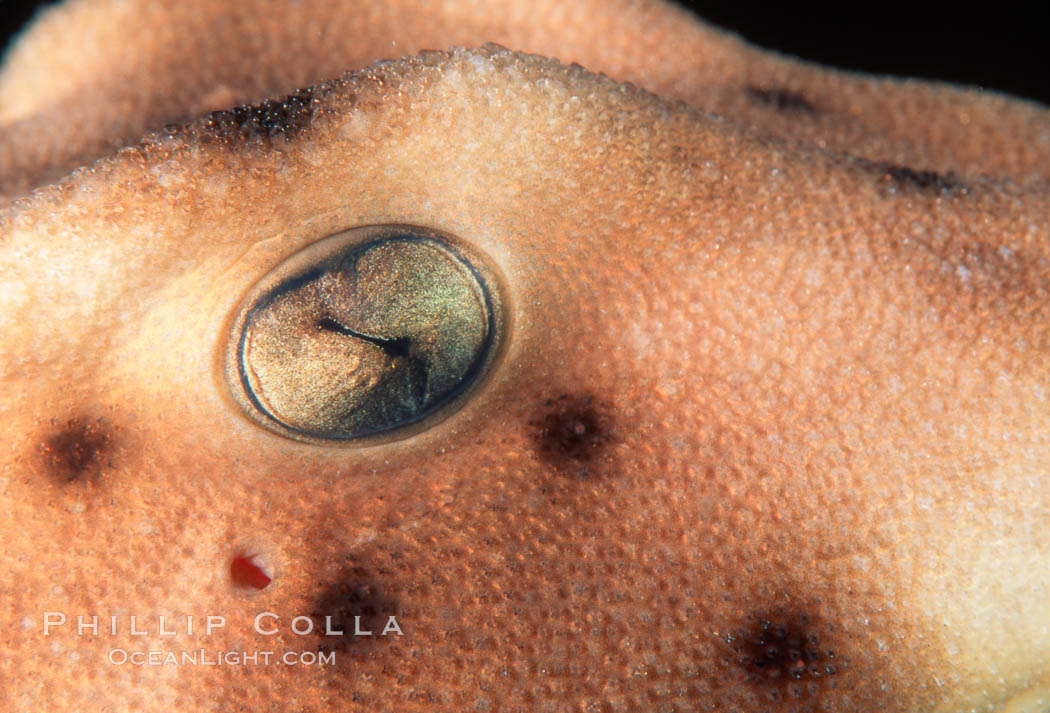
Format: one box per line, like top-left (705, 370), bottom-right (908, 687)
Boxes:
top-left (39, 612), bottom-right (403, 666)
top-left (108, 649), bottom-right (336, 666)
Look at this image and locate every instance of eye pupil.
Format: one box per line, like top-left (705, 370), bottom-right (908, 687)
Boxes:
top-left (230, 228), bottom-right (500, 442)
top-left (314, 317), bottom-right (414, 359)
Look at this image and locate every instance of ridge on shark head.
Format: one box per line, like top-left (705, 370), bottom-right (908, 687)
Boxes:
top-left (1, 2), bottom-right (1049, 712)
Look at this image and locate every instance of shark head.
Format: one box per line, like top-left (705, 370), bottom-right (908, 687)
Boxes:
top-left (2, 5), bottom-right (1050, 712)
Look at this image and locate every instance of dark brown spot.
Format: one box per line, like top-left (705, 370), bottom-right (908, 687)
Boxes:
top-left (40, 417), bottom-right (112, 484)
top-left (723, 606), bottom-right (845, 708)
top-left (857, 157), bottom-right (965, 195)
top-left (529, 393), bottom-right (616, 477)
top-left (746, 85), bottom-right (818, 113)
top-left (199, 85), bottom-right (335, 142)
top-left (312, 564), bottom-right (400, 658)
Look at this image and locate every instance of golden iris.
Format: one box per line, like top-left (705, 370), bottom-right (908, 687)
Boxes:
top-left (228, 226), bottom-right (501, 441)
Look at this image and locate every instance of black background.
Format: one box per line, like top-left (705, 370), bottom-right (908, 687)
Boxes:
top-left (1, 1), bottom-right (1047, 105)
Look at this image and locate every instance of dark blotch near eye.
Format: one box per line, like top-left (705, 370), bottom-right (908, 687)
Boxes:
top-left (312, 564), bottom-right (400, 657)
top-left (725, 607), bottom-right (844, 706)
top-left (530, 393), bottom-right (616, 476)
top-left (746, 86), bottom-right (818, 114)
top-left (40, 416), bottom-right (112, 484)
top-left (201, 85), bottom-right (334, 141)
top-left (856, 157), bottom-right (965, 195)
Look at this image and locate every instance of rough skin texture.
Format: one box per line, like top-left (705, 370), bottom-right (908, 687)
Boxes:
top-left (3, 0), bottom-right (1050, 199)
top-left (1, 4), bottom-right (1049, 713)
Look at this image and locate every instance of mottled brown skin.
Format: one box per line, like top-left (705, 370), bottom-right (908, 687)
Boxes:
top-left (3, 0), bottom-right (1050, 200)
top-left (0, 4), bottom-right (1049, 713)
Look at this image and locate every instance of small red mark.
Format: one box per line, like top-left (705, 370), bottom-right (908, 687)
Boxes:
top-left (230, 554), bottom-right (271, 590)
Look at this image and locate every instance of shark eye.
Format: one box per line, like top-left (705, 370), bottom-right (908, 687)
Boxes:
top-left (226, 226), bottom-right (502, 443)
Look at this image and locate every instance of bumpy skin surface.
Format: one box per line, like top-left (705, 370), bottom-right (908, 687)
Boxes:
top-left (3, 0), bottom-right (1050, 199)
top-left (0, 5), bottom-right (1049, 713)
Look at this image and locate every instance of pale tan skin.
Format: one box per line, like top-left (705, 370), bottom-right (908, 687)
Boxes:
top-left (1, 3), bottom-right (1049, 713)
top-left (4, 0), bottom-right (1050, 200)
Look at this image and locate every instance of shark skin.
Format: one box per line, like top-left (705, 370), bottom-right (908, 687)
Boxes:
top-left (1, 3), bottom-right (1049, 713)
